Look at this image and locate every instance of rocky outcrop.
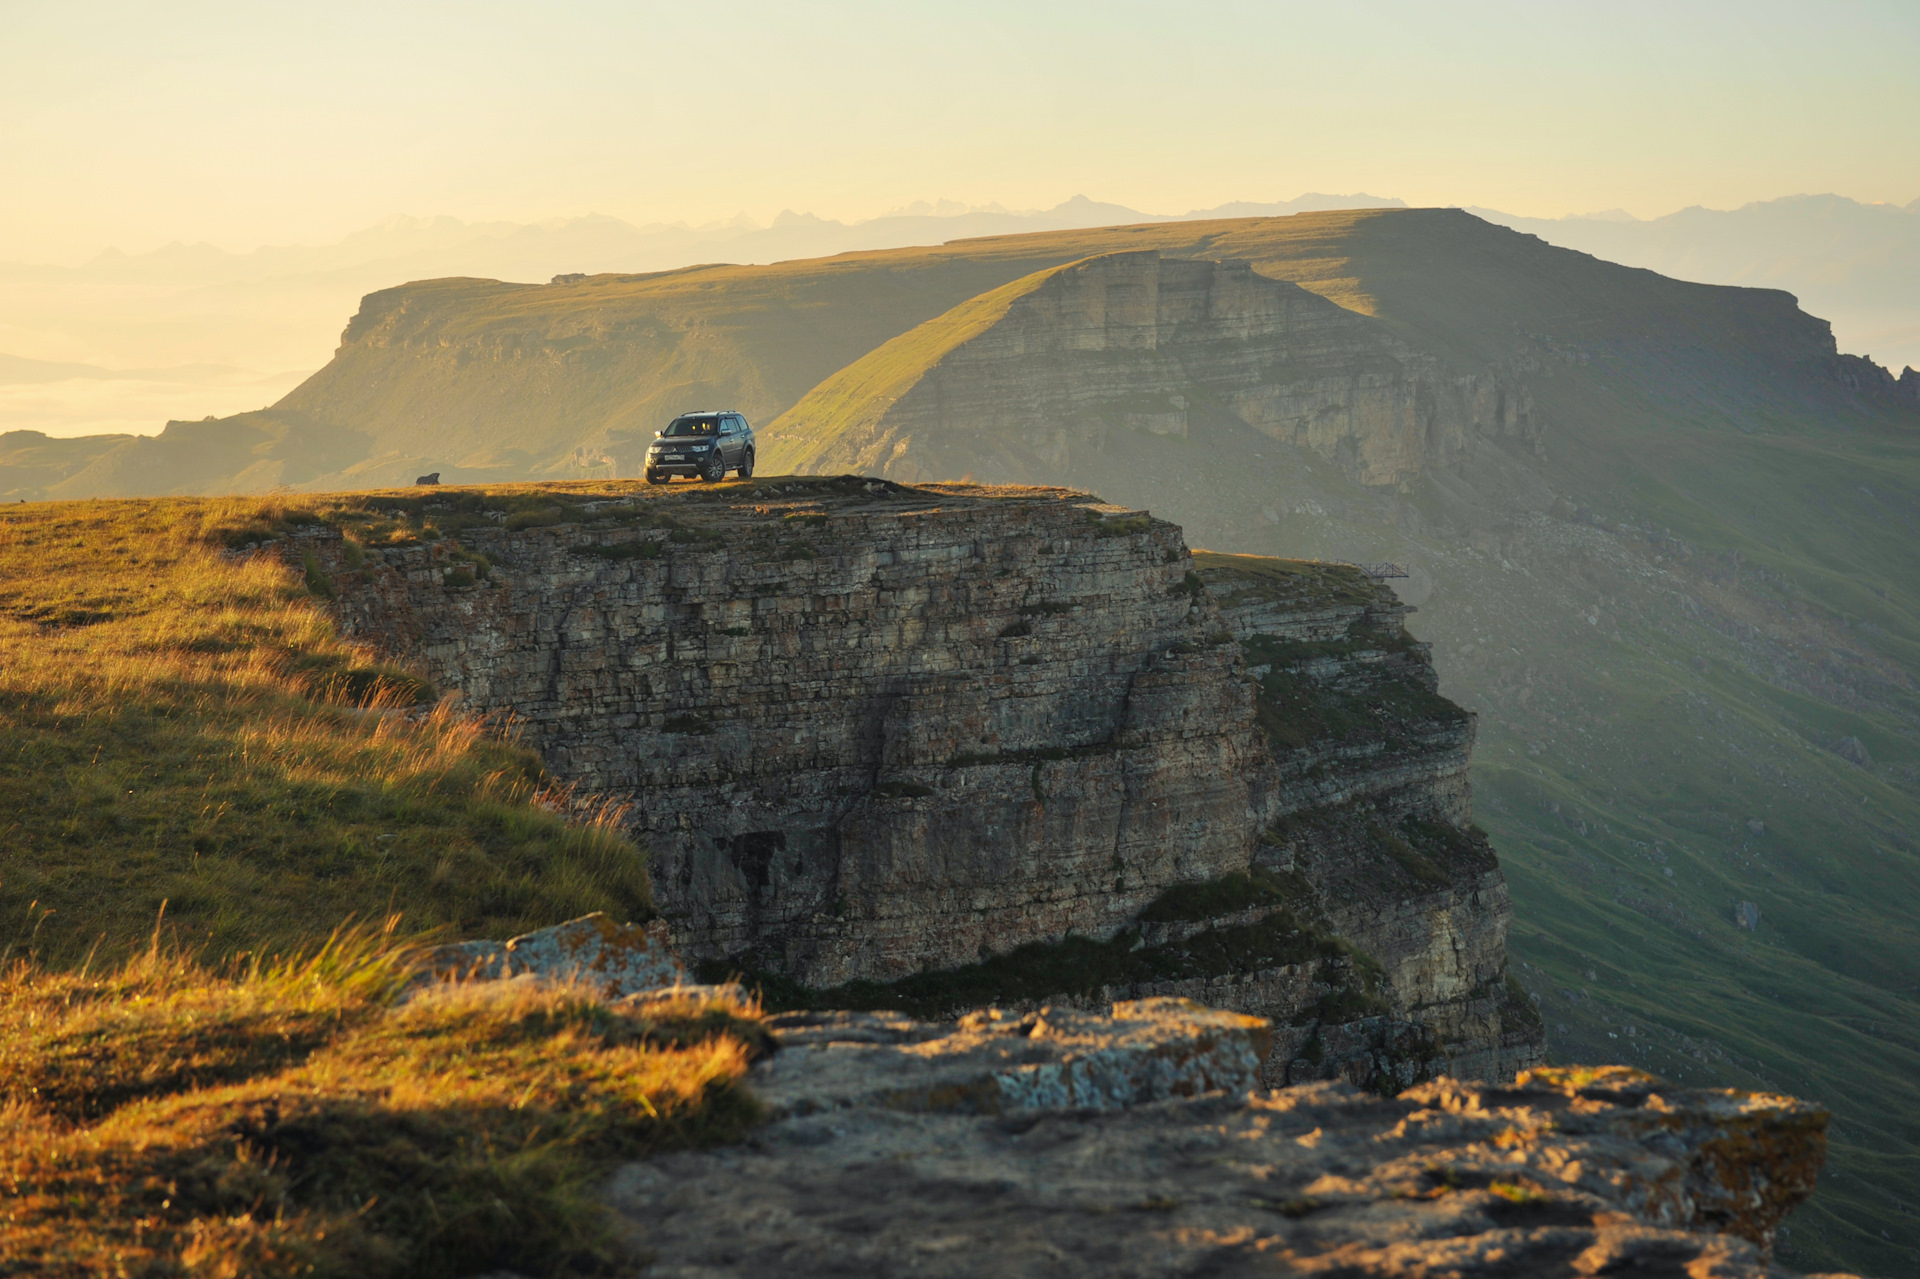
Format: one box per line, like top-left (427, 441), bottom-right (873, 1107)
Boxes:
top-left (301, 478), bottom-right (1542, 1085)
top-left (320, 479), bottom-right (1266, 985)
top-left (407, 912), bottom-right (687, 999)
top-left (611, 1001), bottom-right (1837, 1277)
top-left (768, 251), bottom-right (1541, 491)
top-left (1898, 365), bottom-right (1920, 408)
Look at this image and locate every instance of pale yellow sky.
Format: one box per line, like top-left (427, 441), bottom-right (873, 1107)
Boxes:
top-left (2, 0), bottom-right (1916, 263)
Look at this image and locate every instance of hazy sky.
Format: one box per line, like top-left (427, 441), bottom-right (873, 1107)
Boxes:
top-left (3, 0), bottom-right (1916, 261)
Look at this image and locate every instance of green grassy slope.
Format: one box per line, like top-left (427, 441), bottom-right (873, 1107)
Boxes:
top-left (1015, 398), bottom-right (1920, 1276)
top-left (1458, 379), bottom-right (1920, 1276)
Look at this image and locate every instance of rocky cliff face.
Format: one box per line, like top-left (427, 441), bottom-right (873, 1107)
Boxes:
top-left (302, 478), bottom-right (1542, 1085)
top-left (1195, 553), bottom-right (1536, 1081)
top-left (770, 251), bottom-right (1540, 491)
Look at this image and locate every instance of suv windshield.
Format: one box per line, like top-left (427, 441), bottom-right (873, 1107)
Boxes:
top-left (663, 416), bottom-right (719, 437)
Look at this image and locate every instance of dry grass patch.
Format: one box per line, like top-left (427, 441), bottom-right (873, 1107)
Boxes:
top-left (1, 924), bottom-right (768, 1277)
top-left (0, 495), bottom-right (650, 967)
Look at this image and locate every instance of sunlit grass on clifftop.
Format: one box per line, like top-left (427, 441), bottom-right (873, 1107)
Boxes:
top-left (0, 495), bottom-right (650, 968)
top-left (1, 923), bottom-right (766, 1276)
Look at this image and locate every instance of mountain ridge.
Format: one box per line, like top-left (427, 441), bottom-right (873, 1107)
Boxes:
top-left (6, 191), bottom-right (1911, 449)
top-left (26, 206), bottom-right (1910, 502)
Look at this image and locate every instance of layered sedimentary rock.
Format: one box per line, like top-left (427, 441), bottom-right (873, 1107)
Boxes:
top-left (303, 478), bottom-right (1542, 1083)
top-left (768, 251), bottom-right (1540, 490)
top-left (321, 479), bottom-right (1264, 983)
top-left (1193, 552), bottom-right (1536, 1081)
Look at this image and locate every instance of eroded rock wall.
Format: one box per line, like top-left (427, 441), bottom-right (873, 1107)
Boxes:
top-left (317, 481), bottom-right (1268, 985)
top-left (306, 479), bottom-right (1542, 1082)
top-left (794, 251), bottom-right (1540, 491)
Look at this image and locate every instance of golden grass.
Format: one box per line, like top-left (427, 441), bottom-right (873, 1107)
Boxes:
top-left (764, 258), bottom-right (1086, 469)
top-left (0, 923), bottom-right (767, 1277)
top-left (0, 495), bottom-right (651, 968)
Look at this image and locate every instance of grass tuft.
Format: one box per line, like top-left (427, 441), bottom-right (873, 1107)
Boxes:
top-left (0, 933), bottom-right (765, 1277)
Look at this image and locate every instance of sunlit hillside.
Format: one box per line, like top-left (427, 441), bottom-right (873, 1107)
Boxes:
top-left (0, 494), bottom-right (650, 967)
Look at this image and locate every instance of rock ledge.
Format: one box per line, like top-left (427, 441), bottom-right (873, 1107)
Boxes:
top-left (611, 1003), bottom-right (1841, 1278)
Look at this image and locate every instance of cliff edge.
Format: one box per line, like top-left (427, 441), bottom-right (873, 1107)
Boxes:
top-left (299, 477), bottom-right (1541, 1089)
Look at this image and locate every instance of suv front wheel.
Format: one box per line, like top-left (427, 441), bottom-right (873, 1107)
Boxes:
top-left (701, 452), bottom-right (727, 483)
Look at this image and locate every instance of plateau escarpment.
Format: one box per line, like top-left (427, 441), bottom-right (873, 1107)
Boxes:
top-left (769, 251), bottom-right (1540, 491)
top-left (345, 479), bottom-right (1267, 982)
top-left (299, 479), bottom-right (1542, 1087)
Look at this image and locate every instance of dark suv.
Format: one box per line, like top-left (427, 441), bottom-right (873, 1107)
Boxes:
top-left (644, 411), bottom-right (755, 483)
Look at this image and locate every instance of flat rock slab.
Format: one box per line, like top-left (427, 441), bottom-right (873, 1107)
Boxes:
top-left (609, 1013), bottom-right (1840, 1278)
top-left (756, 999), bottom-right (1272, 1117)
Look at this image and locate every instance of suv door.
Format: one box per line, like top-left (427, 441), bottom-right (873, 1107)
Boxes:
top-left (715, 417), bottom-right (737, 465)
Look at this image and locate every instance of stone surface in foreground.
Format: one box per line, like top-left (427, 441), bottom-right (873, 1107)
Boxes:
top-left (759, 998), bottom-right (1272, 1117)
top-left (609, 1006), bottom-right (1841, 1278)
top-left (409, 913), bottom-right (685, 1000)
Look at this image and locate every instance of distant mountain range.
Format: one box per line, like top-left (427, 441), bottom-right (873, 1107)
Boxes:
top-left (0, 352), bottom-right (254, 385)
